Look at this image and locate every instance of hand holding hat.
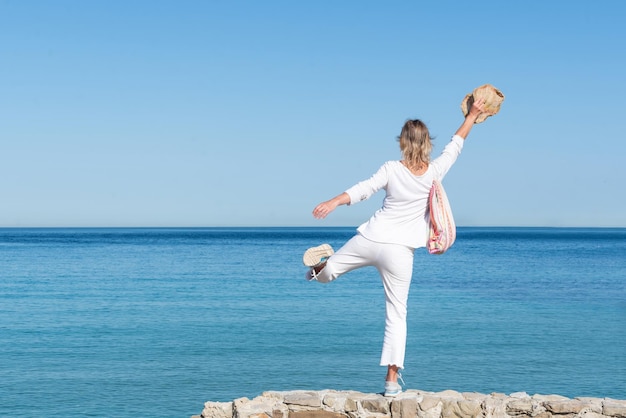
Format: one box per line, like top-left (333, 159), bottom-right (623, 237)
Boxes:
top-left (461, 84), bottom-right (505, 124)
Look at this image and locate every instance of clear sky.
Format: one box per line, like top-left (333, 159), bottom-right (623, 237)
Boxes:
top-left (1, 0), bottom-right (625, 227)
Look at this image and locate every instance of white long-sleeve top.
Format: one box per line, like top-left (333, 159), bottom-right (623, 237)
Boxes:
top-left (345, 135), bottom-right (465, 249)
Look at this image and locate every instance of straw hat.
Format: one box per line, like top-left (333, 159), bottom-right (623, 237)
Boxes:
top-left (461, 84), bottom-right (505, 123)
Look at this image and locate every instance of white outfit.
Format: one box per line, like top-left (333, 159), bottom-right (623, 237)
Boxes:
top-left (314, 135), bottom-right (465, 369)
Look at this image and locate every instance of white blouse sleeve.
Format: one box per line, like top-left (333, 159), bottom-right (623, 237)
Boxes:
top-left (430, 135), bottom-right (465, 180)
top-left (344, 162), bottom-right (390, 205)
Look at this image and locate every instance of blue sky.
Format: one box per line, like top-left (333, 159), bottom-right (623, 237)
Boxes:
top-left (1, 0), bottom-right (625, 227)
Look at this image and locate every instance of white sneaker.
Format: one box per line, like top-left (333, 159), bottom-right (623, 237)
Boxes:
top-left (302, 244), bottom-right (334, 267)
top-left (384, 381), bottom-right (402, 397)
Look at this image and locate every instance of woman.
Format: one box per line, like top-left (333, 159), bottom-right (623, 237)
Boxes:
top-left (302, 98), bottom-right (486, 397)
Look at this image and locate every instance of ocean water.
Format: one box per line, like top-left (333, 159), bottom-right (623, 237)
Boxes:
top-left (0, 227), bottom-right (625, 417)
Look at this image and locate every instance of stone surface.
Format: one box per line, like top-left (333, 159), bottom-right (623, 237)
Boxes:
top-left (390, 396), bottom-right (418, 418)
top-left (360, 395), bottom-right (389, 414)
top-left (603, 399), bottom-right (626, 417)
top-left (506, 398), bottom-right (534, 415)
top-left (543, 399), bottom-right (588, 414)
top-left (482, 395), bottom-right (508, 418)
top-left (197, 390), bottom-right (626, 418)
top-left (202, 401), bottom-right (233, 418)
top-left (289, 412), bottom-right (347, 418)
top-left (441, 398), bottom-right (481, 418)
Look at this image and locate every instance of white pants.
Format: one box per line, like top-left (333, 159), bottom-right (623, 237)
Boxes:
top-left (314, 234), bottom-right (414, 369)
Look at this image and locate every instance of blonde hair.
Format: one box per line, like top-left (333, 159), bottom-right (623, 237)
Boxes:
top-left (397, 119), bottom-right (433, 170)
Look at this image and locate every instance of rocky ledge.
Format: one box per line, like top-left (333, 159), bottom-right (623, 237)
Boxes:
top-left (194, 389), bottom-right (626, 418)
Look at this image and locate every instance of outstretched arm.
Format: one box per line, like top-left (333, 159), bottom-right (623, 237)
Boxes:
top-left (455, 97), bottom-right (486, 139)
top-left (312, 192), bottom-right (350, 219)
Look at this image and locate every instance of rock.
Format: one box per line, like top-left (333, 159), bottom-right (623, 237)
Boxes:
top-left (194, 389), bottom-right (626, 418)
top-left (442, 398), bottom-right (482, 418)
top-left (202, 401), bottom-right (233, 418)
top-left (231, 395), bottom-right (283, 418)
top-left (533, 394), bottom-right (569, 402)
top-left (284, 391), bottom-right (323, 408)
top-left (543, 399), bottom-right (588, 414)
top-left (434, 390), bottom-right (464, 400)
top-left (290, 412), bottom-right (348, 418)
top-left (418, 395), bottom-right (442, 412)
top-left (506, 397), bottom-right (534, 415)
top-left (360, 395), bottom-right (390, 414)
top-left (390, 396), bottom-right (418, 418)
top-left (417, 395), bottom-right (443, 418)
top-left (603, 399), bottom-right (626, 417)
top-left (461, 392), bottom-right (487, 401)
top-left (323, 391), bottom-right (348, 412)
top-left (482, 395), bottom-right (508, 418)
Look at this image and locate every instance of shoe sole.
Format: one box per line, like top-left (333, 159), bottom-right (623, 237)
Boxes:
top-left (384, 391), bottom-right (401, 397)
top-left (302, 244), bottom-right (334, 267)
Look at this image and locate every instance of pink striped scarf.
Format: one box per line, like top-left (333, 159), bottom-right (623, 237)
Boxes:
top-left (427, 179), bottom-right (456, 255)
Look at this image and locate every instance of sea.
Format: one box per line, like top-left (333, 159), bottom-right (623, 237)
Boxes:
top-left (1, 227), bottom-right (625, 417)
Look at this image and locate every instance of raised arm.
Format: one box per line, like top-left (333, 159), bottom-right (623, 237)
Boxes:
top-left (455, 97), bottom-right (486, 139)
